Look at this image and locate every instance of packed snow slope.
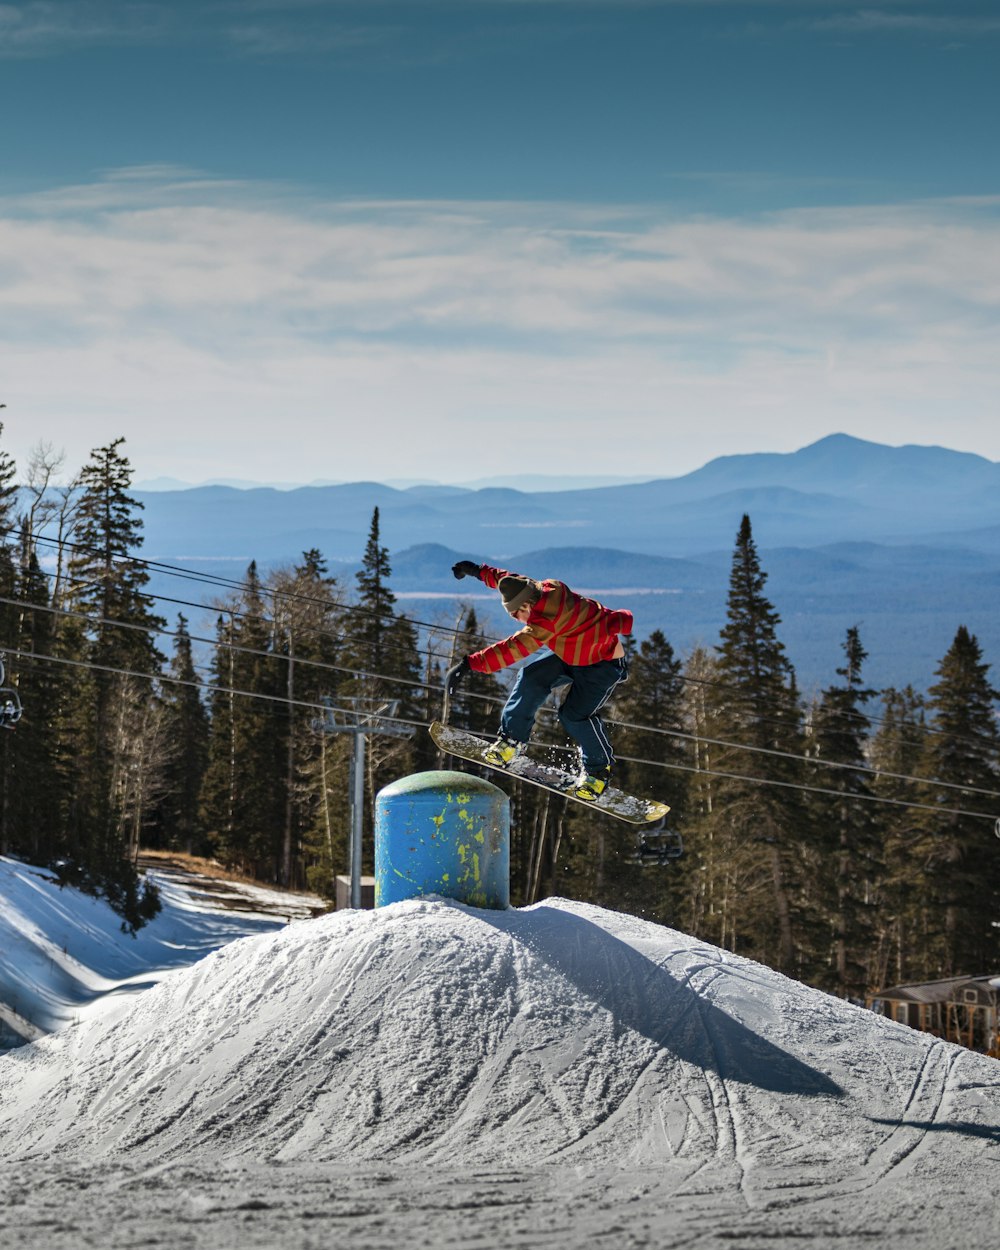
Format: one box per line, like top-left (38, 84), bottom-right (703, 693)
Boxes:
top-left (0, 855), bottom-right (318, 1047)
top-left (1, 895), bottom-right (998, 1215)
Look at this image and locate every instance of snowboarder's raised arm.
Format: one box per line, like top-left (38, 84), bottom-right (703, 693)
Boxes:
top-left (451, 560), bottom-right (520, 587)
top-left (468, 622), bottom-right (550, 674)
top-left (451, 561), bottom-right (533, 593)
top-left (478, 564), bottom-right (523, 590)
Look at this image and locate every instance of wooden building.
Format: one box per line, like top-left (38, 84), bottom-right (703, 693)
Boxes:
top-left (868, 975), bottom-right (1000, 1057)
top-left (334, 874), bottom-right (375, 910)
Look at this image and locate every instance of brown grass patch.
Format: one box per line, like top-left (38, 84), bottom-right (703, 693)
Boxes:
top-left (137, 849), bottom-right (315, 897)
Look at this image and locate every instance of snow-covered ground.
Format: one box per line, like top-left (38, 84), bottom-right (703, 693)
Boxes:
top-left (1, 883), bottom-right (998, 1248)
top-left (0, 854), bottom-right (321, 1048)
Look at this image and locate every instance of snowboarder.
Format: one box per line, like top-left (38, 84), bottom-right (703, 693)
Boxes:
top-left (446, 560), bottom-right (633, 801)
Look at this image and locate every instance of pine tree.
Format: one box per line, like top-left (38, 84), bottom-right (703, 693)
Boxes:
top-left (341, 508), bottom-right (417, 733)
top-left (199, 612), bottom-right (240, 860)
top-left (67, 438), bottom-right (164, 673)
top-left (5, 441), bottom-right (67, 835)
top-left (870, 685), bottom-right (927, 988)
top-left (348, 508), bottom-right (396, 677)
top-left (0, 424), bottom-right (19, 738)
top-left (677, 646), bottom-right (721, 936)
top-left (156, 615), bottom-right (210, 853)
top-left (910, 627), bottom-right (1000, 977)
top-left (200, 563), bottom-right (286, 877)
top-left (587, 629), bottom-right (688, 923)
top-left (0, 423), bottom-right (18, 539)
top-left (2, 506), bottom-right (73, 867)
top-left (614, 629), bottom-right (688, 813)
top-left (0, 550), bottom-right (63, 863)
top-left (805, 626), bottom-right (879, 996)
top-left (0, 429), bottom-right (25, 856)
top-left (270, 549), bottom-right (345, 891)
top-left (56, 438), bottom-right (164, 924)
top-left (336, 509), bottom-right (421, 867)
top-left (695, 514), bottom-right (805, 969)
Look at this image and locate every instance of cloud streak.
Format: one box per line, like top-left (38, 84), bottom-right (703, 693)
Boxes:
top-left (0, 1), bottom-right (170, 57)
top-left (804, 8), bottom-right (1000, 36)
top-left (1, 170), bottom-right (997, 481)
top-left (4, 1), bottom-right (986, 62)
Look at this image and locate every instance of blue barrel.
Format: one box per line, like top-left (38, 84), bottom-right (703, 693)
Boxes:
top-left (375, 771), bottom-right (510, 909)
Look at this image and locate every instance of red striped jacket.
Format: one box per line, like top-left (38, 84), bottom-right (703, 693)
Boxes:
top-left (467, 565), bottom-right (633, 674)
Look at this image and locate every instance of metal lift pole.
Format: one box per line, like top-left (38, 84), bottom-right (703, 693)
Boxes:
top-left (350, 729), bottom-right (366, 909)
top-left (314, 696), bottom-right (412, 910)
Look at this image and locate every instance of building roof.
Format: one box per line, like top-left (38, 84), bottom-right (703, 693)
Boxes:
top-left (872, 974), bottom-right (1000, 1004)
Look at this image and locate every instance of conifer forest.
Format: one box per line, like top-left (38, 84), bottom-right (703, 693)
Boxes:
top-left (1, 431), bottom-right (998, 1000)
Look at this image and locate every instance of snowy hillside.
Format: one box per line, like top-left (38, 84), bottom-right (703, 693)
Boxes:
top-left (1, 895), bottom-right (998, 1247)
top-left (0, 855), bottom-right (320, 1048)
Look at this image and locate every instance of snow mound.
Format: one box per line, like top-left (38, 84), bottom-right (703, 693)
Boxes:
top-left (2, 897), bottom-right (998, 1198)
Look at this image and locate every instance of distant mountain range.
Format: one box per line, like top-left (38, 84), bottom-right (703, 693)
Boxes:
top-left (137, 433), bottom-right (1000, 560)
top-left (133, 434), bottom-right (1000, 694)
top-left (135, 473), bottom-right (652, 494)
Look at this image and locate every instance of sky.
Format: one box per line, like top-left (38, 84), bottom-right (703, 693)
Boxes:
top-left (0, 0), bottom-right (998, 486)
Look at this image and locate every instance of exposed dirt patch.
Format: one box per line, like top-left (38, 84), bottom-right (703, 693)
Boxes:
top-left (137, 851), bottom-right (328, 921)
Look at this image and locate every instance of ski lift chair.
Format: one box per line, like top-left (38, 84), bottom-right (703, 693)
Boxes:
top-left (0, 655), bottom-right (22, 729)
top-left (626, 817), bottom-right (683, 868)
top-left (0, 688), bottom-right (22, 728)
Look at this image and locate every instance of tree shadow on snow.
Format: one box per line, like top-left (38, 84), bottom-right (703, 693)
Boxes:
top-left (480, 906), bottom-right (844, 1099)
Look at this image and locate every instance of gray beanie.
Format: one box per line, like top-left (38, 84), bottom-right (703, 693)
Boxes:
top-left (499, 575), bottom-right (541, 616)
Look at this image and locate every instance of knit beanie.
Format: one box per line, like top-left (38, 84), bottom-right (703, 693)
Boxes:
top-left (499, 575), bottom-right (541, 616)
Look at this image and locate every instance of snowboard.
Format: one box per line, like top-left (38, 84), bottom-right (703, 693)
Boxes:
top-left (429, 721), bottom-right (671, 826)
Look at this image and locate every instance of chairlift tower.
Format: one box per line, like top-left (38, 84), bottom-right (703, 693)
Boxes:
top-left (313, 696), bottom-right (412, 909)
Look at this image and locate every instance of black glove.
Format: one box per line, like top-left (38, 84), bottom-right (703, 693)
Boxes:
top-left (452, 560), bottom-right (480, 580)
top-left (445, 656), bottom-right (471, 695)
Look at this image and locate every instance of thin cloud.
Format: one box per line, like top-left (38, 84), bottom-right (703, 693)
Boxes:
top-left (3, 174), bottom-right (996, 347)
top-left (1, 170), bottom-right (997, 480)
top-left (0, 1), bottom-right (169, 57)
top-left (222, 1), bottom-right (948, 6)
top-left (224, 19), bottom-right (400, 57)
top-left (2, 0), bottom-right (977, 62)
top-left (806, 9), bottom-right (1000, 35)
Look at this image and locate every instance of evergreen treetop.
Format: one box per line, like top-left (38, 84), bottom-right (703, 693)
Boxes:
top-left (0, 423), bottom-right (17, 537)
top-left (910, 625), bottom-right (1000, 976)
top-left (67, 437), bottom-right (165, 670)
top-left (716, 514), bottom-right (796, 738)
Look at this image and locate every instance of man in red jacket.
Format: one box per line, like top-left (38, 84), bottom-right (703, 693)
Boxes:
top-left (446, 560), bottom-right (633, 801)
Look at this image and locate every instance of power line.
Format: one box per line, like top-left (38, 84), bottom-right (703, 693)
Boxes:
top-left (17, 525), bottom-right (471, 643)
top-left (5, 644), bottom-right (999, 825)
top-left (9, 589), bottom-right (1000, 803)
top-left (618, 752), bottom-right (1000, 824)
top-left (5, 583), bottom-right (1000, 802)
top-left (0, 592), bottom-right (443, 699)
top-left (2, 645), bottom-right (410, 726)
top-left (12, 522), bottom-right (1000, 755)
top-left (17, 527), bottom-right (471, 676)
top-left (605, 713), bottom-right (1000, 803)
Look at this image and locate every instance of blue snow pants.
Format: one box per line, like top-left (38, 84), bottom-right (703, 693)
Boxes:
top-left (499, 652), bottom-right (628, 773)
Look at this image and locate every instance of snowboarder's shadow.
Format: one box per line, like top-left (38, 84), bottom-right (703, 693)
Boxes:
top-left (483, 906), bottom-right (844, 1099)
